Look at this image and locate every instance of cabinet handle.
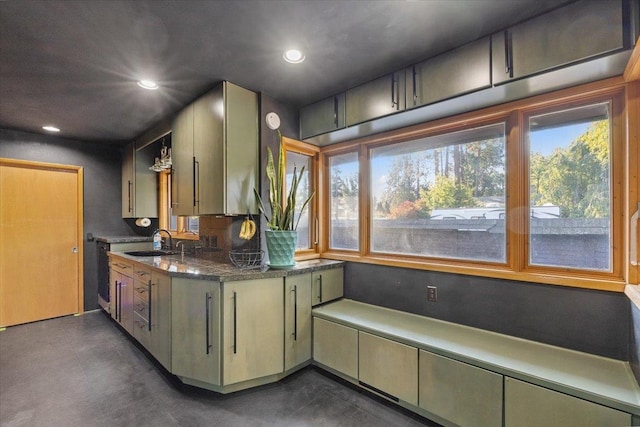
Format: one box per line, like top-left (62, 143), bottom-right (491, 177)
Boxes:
top-left (115, 280), bottom-right (120, 320)
top-left (128, 180), bottom-right (133, 213)
top-left (412, 66), bottom-right (417, 105)
top-left (292, 285), bottom-right (298, 341)
top-left (317, 274), bottom-right (323, 302)
top-left (391, 74), bottom-right (396, 108)
top-left (147, 280), bottom-right (152, 332)
top-left (333, 96), bottom-right (339, 128)
top-left (233, 291), bottom-right (237, 354)
top-left (504, 30), bottom-right (513, 77)
top-left (205, 292), bottom-right (212, 354)
top-left (193, 157), bottom-right (199, 208)
top-left (118, 281), bottom-right (123, 323)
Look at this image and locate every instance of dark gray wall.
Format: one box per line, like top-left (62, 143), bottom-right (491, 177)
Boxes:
top-left (1, 128), bottom-right (135, 311)
top-left (257, 94), bottom-right (299, 261)
top-left (345, 262), bottom-right (629, 360)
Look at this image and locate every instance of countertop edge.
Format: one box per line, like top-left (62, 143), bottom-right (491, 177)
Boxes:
top-left (108, 251), bottom-right (344, 281)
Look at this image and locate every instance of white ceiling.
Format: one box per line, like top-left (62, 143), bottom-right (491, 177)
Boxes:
top-left (0, 0), bottom-right (569, 144)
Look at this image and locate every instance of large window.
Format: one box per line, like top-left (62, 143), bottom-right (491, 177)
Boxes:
top-left (527, 102), bottom-right (611, 271)
top-left (370, 124), bottom-right (506, 262)
top-left (320, 81), bottom-right (627, 290)
top-left (328, 151), bottom-right (359, 251)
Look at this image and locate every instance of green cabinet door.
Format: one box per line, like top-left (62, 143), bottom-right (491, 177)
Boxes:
top-left (150, 272), bottom-right (171, 371)
top-left (346, 71), bottom-right (406, 126)
top-left (222, 278), bottom-right (284, 385)
top-left (171, 278), bottom-right (221, 385)
top-left (419, 350), bottom-right (503, 427)
top-left (504, 377), bottom-right (630, 427)
top-left (359, 331), bottom-right (418, 405)
top-left (284, 273), bottom-right (312, 371)
top-left (313, 317), bottom-right (358, 379)
top-left (311, 267), bottom-right (344, 306)
top-left (300, 94), bottom-right (346, 139)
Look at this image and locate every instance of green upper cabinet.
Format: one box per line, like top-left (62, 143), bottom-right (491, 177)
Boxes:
top-left (171, 81), bottom-right (258, 216)
top-left (300, 93), bottom-right (346, 139)
top-left (408, 37), bottom-right (491, 109)
top-left (121, 141), bottom-right (158, 218)
top-left (346, 71), bottom-right (406, 127)
top-left (492, 0), bottom-right (626, 85)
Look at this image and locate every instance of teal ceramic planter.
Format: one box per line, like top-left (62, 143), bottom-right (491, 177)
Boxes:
top-left (265, 230), bottom-right (297, 268)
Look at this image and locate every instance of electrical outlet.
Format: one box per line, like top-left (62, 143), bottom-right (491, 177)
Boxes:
top-left (427, 286), bottom-right (438, 302)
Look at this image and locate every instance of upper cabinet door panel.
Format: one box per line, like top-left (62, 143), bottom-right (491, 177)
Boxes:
top-left (224, 82), bottom-right (258, 215)
top-left (171, 104), bottom-right (195, 216)
top-left (300, 94), bottom-right (346, 139)
top-left (193, 88), bottom-right (224, 215)
top-left (346, 71), bottom-right (406, 126)
top-left (492, 0), bottom-right (625, 84)
top-left (410, 37), bottom-right (491, 108)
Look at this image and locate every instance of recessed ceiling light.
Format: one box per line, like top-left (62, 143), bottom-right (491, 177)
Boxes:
top-left (137, 79), bottom-right (159, 90)
top-left (42, 125), bottom-right (60, 132)
top-left (283, 49), bottom-right (305, 64)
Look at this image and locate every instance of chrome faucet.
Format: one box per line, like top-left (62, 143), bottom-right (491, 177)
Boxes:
top-left (176, 241), bottom-right (185, 256)
top-left (153, 229), bottom-right (173, 251)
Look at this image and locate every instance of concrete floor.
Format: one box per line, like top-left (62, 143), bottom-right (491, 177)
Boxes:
top-left (0, 311), bottom-right (437, 427)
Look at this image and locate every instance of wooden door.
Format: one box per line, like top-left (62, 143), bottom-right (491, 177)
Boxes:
top-left (0, 159), bottom-right (83, 327)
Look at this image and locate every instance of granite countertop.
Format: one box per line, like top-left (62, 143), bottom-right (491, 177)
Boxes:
top-left (109, 251), bottom-right (344, 281)
top-left (95, 235), bottom-right (152, 243)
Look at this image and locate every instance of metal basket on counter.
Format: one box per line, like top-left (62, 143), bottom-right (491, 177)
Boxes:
top-left (229, 249), bottom-right (264, 269)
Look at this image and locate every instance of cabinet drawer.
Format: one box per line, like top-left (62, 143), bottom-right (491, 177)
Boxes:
top-left (110, 259), bottom-right (133, 276)
top-left (504, 377), bottom-right (630, 427)
top-left (133, 266), bottom-right (152, 283)
top-left (359, 331), bottom-right (418, 405)
top-left (133, 294), bottom-right (149, 321)
top-left (133, 280), bottom-right (150, 300)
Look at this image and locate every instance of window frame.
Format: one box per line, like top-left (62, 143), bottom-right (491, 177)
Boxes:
top-left (319, 78), bottom-right (630, 292)
top-left (282, 136), bottom-right (320, 259)
top-left (158, 170), bottom-right (200, 241)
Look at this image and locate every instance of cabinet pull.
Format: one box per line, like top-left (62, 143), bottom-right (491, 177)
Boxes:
top-left (192, 157), bottom-right (199, 208)
top-left (317, 274), bottom-right (323, 302)
top-left (233, 291), bottom-right (237, 354)
top-left (118, 281), bottom-right (123, 323)
top-left (292, 285), bottom-right (298, 341)
top-left (128, 180), bottom-right (133, 213)
top-left (115, 280), bottom-right (120, 320)
top-left (333, 96), bottom-right (339, 128)
top-left (147, 280), bottom-right (152, 332)
top-left (390, 74), bottom-right (396, 108)
top-left (205, 292), bottom-right (212, 354)
top-left (412, 66), bottom-right (417, 105)
top-left (504, 30), bottom-right (513, 77)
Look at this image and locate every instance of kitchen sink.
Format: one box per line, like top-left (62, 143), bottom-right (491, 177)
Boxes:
top-left (124, 250), bottom-right (180, 257)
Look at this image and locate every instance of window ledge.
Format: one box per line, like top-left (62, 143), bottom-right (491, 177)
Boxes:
top-left (321, 251), bottom-right (626, 292)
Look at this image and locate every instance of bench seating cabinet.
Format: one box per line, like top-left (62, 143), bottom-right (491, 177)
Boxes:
top-left (312, 299), bottom-right (638, 427)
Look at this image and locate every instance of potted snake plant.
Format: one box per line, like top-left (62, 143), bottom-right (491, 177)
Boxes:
top-left (254, 114), bottom-right (314, 267)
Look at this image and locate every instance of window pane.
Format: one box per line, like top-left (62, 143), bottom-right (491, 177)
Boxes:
top-left (371, 123), bottom-right (506, 262)
top-left (286, 151), bottom-right (312, 250)
top-left (329, 152), bottom-right (359, 250)
top-left (528, 102), bottom-right (611, 270)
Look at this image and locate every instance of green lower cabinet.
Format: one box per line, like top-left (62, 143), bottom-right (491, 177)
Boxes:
top-left (222, 278), bottom-right (284, 386)
top-left (358, 331), bottom-right (418, 405)
top-left (284, 273), bottom-right (312, 371)
top-left (150, 272), bottom-right (171, 371)
top-left (311, 268), bottom-right (343, 306)
top-left (504, 377), bottom-right (631, 427)
top-left (313, 317), bottom-right (358, 379)
top-left (419, 350), bottom-right (503, 427)
top-left (171, 278), bottom-right (221, 386)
